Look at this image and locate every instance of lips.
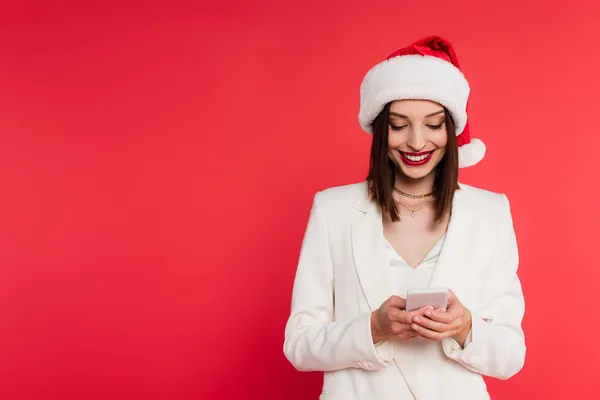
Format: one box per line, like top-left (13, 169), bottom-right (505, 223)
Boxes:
top-left (399, 150), bottom-right (434, 166)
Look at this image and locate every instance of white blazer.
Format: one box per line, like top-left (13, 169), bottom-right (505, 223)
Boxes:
top-left (283, 182), bottom-right (526, 400)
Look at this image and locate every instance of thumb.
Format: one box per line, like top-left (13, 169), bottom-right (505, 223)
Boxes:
top-left (387, 295), bottom-right (406, 310)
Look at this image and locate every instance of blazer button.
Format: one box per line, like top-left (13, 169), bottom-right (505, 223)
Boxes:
top-left (365, 362), bottom-right (374, 369)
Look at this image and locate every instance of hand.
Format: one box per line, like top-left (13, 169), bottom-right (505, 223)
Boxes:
top-left (410, 289), bottom-right (472, 347)
top-left (371, 295), bottom-right (432, 344)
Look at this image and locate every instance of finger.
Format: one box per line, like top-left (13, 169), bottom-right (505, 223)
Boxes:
top-left (388, 309), bottom-right (407, 323)
top-left (390, 307), bottom-right (431, 324)
top-left (386, 295), bottom-right (406, 309)
top-left (446, 301), bottom-right (465, 318)
top-left (406, 306), bottom-right (434, 321)
top-left (411, 323), bottom-right (459, 341)
top-left (387, 306), bottom-right (413, 323)
top-left (390, 321), bottom-right (412, 335)
top-left (427, 300), bottom-right (464, 323)
top-left (398, 328), bottom-right (419, 336)
top-left (424, 308), bottom-right (455, 324)
top-left (412, 314), bottom-right (460, 333)
top-left (413, 306), bottom-right (434, 315)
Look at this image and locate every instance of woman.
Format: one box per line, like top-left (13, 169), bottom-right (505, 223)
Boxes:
top-left (283, 36), bottom-right (526, 400)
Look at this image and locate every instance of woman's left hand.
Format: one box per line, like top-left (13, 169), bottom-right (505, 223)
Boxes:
top-left (410, 289), bottom-right (472, 347)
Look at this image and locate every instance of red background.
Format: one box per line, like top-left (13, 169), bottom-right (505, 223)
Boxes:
top-left (1, 1), bottom-right (599, 399)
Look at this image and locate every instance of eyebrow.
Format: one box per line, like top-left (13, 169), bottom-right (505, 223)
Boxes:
top-left (389, 110), bottom-right (445, 119)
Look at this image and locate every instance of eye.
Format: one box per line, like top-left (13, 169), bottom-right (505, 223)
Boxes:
top-left (390, 124), bottom-right (407, 131)
top-left (427, 123), bottom-right (444, 130)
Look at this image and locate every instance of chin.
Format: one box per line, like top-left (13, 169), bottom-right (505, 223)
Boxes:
top-left (399, 165), bottom-right (436, 180)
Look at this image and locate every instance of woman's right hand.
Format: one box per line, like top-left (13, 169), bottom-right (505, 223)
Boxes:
top-left (370, 295), bottom-right (432, 343)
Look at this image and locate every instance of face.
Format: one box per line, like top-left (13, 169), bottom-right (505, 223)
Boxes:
top-left (387, 100), bottom-right (448, 180)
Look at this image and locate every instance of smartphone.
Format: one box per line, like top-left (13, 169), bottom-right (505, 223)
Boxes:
top-left (405, 287), bottom-right (449, 312)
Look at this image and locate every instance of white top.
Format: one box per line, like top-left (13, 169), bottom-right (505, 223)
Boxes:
top-left (381, 235), bottom-right (445, 399)
top-left (384, 234), bottom-right (446, 297)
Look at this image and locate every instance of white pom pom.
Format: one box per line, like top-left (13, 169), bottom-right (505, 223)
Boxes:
top-left (458, 138), bottom-right (486, 168)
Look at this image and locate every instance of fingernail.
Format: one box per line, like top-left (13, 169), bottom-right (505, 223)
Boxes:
top-left (412, 324), bottom-right (419, 330)
top-left (425, 311), bottom-right (432, 317)
top-left (414, 316), bottom-right (420, 322)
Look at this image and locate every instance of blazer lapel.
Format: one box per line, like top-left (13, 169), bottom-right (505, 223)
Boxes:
top-left (350, 194), bottom-right (395, 312)
top-left (427, 186), bottom-right (477, 294)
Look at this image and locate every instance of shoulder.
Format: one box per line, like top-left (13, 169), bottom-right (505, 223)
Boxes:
top-left (310, 181), bottom-right (369, 219)
top-left (314, 181), bottom-right (368, 205)
top-left (456, 182), bottom-right (513, 219)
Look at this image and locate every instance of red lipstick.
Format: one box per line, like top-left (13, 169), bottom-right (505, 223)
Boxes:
top-left (399, 150), bottom-right (434, 166)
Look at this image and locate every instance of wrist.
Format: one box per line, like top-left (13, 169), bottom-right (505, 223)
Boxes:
top-left (453, 310), bottom-right (472, 347)
top-left (370, 310), bottom-right (387, 344)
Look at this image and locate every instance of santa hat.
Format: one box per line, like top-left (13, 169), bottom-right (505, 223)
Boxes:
top-left (358, 35), bottom-right (486, 168)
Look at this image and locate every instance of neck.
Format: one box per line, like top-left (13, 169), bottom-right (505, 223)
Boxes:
top-left (394, 172), bottom-right (435, 196)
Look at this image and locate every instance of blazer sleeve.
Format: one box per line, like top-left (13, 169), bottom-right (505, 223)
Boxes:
top-left (442, 194), bottom-right (526, 380)
top-left (283, 192), bottom-right (394, 372)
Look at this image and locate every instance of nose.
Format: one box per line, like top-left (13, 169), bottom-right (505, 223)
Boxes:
top-left (407, 127), bottom-right (426, 151)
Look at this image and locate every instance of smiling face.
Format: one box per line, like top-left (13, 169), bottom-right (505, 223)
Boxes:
top-left (387, 100), bottom-right (450, 180)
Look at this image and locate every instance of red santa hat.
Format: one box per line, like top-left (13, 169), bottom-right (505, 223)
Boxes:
top-left (358, 35), bottom-right (486, 168)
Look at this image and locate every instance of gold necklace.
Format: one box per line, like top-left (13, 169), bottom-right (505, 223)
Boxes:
top-left (393, 187), bottom-right (433, 200)
top-left (397, 202), bottom-right (429, 217)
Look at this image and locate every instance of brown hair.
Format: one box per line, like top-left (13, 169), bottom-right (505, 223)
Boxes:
top-left (366, 102), bottom-right (459, 223)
